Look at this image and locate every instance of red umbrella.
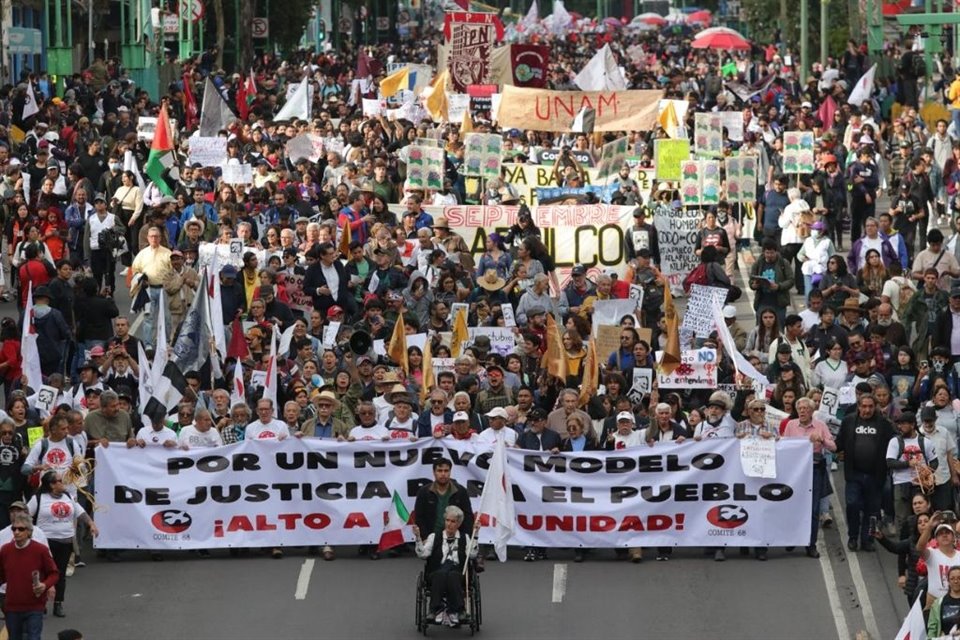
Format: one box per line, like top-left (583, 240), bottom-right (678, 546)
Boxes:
top-left (686, 10), bottom-right (712, 25)
top-left (691, 27), bottom-right (750, 50)
top-left (634, 12), bottom-right (667, 26)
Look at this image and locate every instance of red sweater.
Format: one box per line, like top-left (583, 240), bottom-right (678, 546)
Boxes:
top-left (0, 540), bottom-right (58, 612)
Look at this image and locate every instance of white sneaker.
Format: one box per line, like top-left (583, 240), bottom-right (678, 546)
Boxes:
top-left (65, 565), bottom-right (75, 577)
top-left (119, 267), bottom-right (129, 277)
top-left (447, 613), bottom-right (459, 627)
top-left (434, 611), bottom-right (444, 624)
top-left (830, 462), bottom-right (838, 471)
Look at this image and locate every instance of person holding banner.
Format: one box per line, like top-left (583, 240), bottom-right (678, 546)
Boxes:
top-left (782, 398), bottom-right (836, 559)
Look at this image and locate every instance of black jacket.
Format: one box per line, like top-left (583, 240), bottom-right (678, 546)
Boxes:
top-left (518, 428), bottom-right (561, 451)
top-left (219, 280), bottom-right (247, 321)
top-left (303, 260), bottom-right (354, 317)
top-left (75, 294), bottom-right (118, 342)
top-left (414, 481), bottom-right (474, 539)
top-left (837, 412), bottom-right (895, 482)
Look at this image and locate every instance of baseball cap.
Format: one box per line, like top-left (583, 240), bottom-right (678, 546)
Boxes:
top-left (895, 412), bottom-right (916, 424)
top-left (527, 408), bottom-right (547, 421)
top-left (921, 406), bottom-right (938, 422)
top-left (616, 411), bottom-right (635, 423)
top-left (89, 345), bottom-right (106, 357)
top-left (722, 305), bottom-right (737, 319)
top-left (936, 524), bottom-right (955, 536)
top-left (326, 305), bottom-right (344, 318)
top-left (8, 501), bottom-right (27, 511)
top-left (220, 264), bottom-right (238, 278)
top-left (486, 407), bottom-right (509, 419)
top-left (571, 264), bottom-right (586, 276)
top-left (453, 411), bottom-right (470, 422)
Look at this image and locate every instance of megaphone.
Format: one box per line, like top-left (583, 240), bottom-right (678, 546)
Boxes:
top-left (349, 330), bottom-right (374, 356)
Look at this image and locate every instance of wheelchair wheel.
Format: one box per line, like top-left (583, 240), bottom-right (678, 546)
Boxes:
top-left (415, 571), bottom-right (427, 634)
top-left (470, 571), bottom-right (482, 631)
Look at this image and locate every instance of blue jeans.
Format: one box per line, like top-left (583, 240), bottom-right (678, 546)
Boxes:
top-left (140, 286), bottom-right (170, 349)
top-left (845, 470), bottom-right (883, 545)
top-left (5, 610), bottom-right (43, 640)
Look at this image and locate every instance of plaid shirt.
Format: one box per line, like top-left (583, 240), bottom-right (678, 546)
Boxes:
top-left (845, 341), bottom-right (887, 374)
top-left (735, 419), bottom-right (779, 440)
top-left (220, 424), bottom-right (246, 445)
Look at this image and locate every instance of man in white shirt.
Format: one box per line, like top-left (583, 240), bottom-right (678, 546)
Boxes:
top-left (477, 407), bottom-right (517, 447)
top-left (178, 409), bottom-right (224, 450)
top-left (135, 415), bottom-right (178, 448)
top-left (245, 399), bottom-right (290, 441)
top-left (21, 415), bottom-right (78, 482)
top-left (348, 401), bottom-right (390, 441)
top-left (383, 394), bottom-right (418, 440)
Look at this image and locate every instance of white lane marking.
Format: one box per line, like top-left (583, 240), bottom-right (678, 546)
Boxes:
top-left (294, 558), bottom-right (315, 600)
top-left (551, 563), bottom-right (567, 604)
top-left (830, 493), bottom-right (881, 640)
top-left (816, 536), bottom-right (850, 640)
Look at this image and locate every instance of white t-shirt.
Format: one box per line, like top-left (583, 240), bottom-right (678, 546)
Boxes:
top-left (177, 425), bottom-right (224, 449)
top-left (245, 420), bottom-right (289, 441)
top-left (613, 430), bottom-right (644, 450)
top-left (476, 427), bottom-right (518, 447)
top-left (29, 493), bottom-right (86, 541)
top-left (383, 416), bottom-right (417, 440)
top-left (885, 435), bottom-right (937, 485)
top-left (927, 547), bottom-right (960, 598)
top-left (23, 437), bottom-right (77, 476)
top-left (349, 424), bottom-right (390, 441)
top-left (695, 421), bottom-right (736, 440)
top-left (136, 426), bottom-right (179, 447)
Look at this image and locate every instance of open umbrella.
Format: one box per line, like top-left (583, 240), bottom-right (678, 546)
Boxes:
top-left (685, 9), bottom-right (712, 25)
top-left (691, 27), bottom-right (750, 50)
top-left (603, 16), bottom-right (623, 29)
top-left (633, 12), bottom-right (667, 26)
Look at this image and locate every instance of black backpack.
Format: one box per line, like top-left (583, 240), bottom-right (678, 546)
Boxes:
top-left (911, 53), bottom-right (927, 78)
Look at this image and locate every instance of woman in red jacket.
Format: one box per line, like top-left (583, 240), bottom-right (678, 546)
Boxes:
top-left (0, 318), bottom-right (22, 398)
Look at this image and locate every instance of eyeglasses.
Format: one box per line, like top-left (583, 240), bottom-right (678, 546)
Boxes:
top-left (751, 408), bottom-right (766, 413)
top-left (10, 527), bottom-right (27, 532)
top-left (318, 403), bottom-right (333, 409)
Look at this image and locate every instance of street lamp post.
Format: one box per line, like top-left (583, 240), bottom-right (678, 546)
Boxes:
top-left (45, 0), bottom-right (73, 94)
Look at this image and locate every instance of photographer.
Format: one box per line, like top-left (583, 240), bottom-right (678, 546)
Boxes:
top-left (82, 194), bottom-right (122, 294)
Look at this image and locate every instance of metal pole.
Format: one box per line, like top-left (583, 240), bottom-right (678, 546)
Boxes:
top-left (820, 0), bottom-right (828, 65)
top-left (187, 0), bottom-right (193, 59)
top-left (800, 0), bottom-right (808, 79)
top-left (925, 0), bottom-right (933, 101)
top-left (54, 0), bottom-right (63, 48)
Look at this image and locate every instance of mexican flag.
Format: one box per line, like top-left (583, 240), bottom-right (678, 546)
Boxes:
top-left (378, 491), bottom-right (412, 552)
top-left (144, 103), bottom-right (178, 196)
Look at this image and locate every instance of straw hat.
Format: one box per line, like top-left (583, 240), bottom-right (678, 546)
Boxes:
top-left (477, 269), bottom-right (506, 291)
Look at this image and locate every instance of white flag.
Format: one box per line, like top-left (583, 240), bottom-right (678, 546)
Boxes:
top-left (893, 598), bottom-right (925, 640)
top-left (574, 44), bottom-right (626, 91)
top-left (548, 0), bottom-right (572, 34)
top-left (712, 299), bottom-right (766, 386)
top-left (262, 324), bottom-right (278, 417)
top-left (277, 323), bottom-right (297, 359)
top-left (199, 77), bottom-right (236, 136)
top-left (20, 283), bottom-right (43, 392)
top-left (274, 80), bottom-right (312, 121)
top-left (521, 0), bottom-right (539, 29)
top-left (138, 341), bottom-right (154, 424)
top-left (476, 440), bottom-right (515, 562)
top-left (22, 83), bottom-right (39, 120)
top-left (847, 64), bottom-right (877, 107)
top-left (230, 358), bottom-right (245, 409)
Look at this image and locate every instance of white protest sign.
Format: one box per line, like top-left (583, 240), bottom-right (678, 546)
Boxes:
top-left (249, 370), bottom-right (267, 390)
top-left (284, 134), bottom-right (326, 163)
top-left (467, 327), bottom-right (517, 356)
top-left (591, 299), bottom-right (640, 338)
top-left (819, 387), bottom-right (840, 417)
top-left (451, 303), bottom-right (469, 323)
top-left (654, 208), bottom-right (699, 293)
top-left (632, 368), bottom-right (653, 394)
top-left (656, 349), bottom-right (719, 389)
top-left (447, 93), bottom-right (471, 124)
top-left (681, 284), bottom-right (729, 336)
top-left (362, 98), bottom-right (383, 117)
top-left (628, 284), bottom-right (645, 312)
top-left (373, 339), bottom-right (386, 356)
top-left (322, 322), bottom-right (341, 348)
top-left (433, 358), bottom-right (456, 375)
top-left (407, 333), bottom-right (427, 353)
top-left (839, 386), bottom-right (857, 405)
top-left (188, 137), bottom-right (228, 167)
top-left (501, 304), bottom-right (516, 328)
top-left (35, 385), bottom-right (59, 414)
top-left (719, 111), bottom-right (744, 141)
top-left (739, 437), bottom-right (777, 478)
top-left (764, 406), bottom-right (789, 433)
top-left (222, 164), bottom-right (253, 185)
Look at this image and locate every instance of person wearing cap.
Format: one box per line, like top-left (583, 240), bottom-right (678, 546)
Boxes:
top-left (477, 407), bottom-right (517, 447)
top-left (917, 512), bottom-right (960, 606)
top-left (696, 391), bottom-right (737, 442)
top-left (517, 408), bottom-right (560, 452)
top-left (517, 273), bottom-right (566, 326)
top-left (475, 365), bottom-right (514, 415)
top-left (162, 249), bottom-right (200, 329)
top-left (918, 405), bottom-right (958, 511)
top-left (837, 393), bottom-right (895, 552)
top-left (887, 410), bottom-right (939, 531)
top-left (382, 392), bottom-right (419, 439)
top-left (301, 392), bottom-right (350, 440)
top-left (781, 397), bottom-right (836, 559)
top-left (445, 412), bottom-right (478, 442)
top-left (767, 314), bottom-right (811, 385)
top-left (562, 264), bottom-right (596, 316)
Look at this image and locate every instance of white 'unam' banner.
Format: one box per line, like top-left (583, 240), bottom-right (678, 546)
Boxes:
top-left (94, 439), bottom-right (812, 550)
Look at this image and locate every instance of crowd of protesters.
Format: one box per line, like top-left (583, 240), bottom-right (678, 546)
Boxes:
top-left (2, 5), bottom-right (960, 633)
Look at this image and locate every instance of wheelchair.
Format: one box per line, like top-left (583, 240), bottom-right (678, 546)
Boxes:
top-left (415, 560), bottom-right (482, 635)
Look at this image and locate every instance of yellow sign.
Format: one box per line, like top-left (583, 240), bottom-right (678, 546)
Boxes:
top-left (26, 426), bottom-right (44, 448)
top-left (654, 139), bottom-right (691, 182)
top-left (501, 164), bottom-right (601, 206)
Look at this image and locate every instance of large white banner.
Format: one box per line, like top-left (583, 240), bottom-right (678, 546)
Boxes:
top-left (94, 438), bottom-right (812, 549)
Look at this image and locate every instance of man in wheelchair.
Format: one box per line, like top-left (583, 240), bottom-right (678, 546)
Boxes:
top-left (414, 505), bottom-right (478, 627)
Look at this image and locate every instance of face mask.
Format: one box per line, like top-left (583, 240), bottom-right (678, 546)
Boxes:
top-left (810, 230), bottom-right (820, 239)
top-left (934, 361), bottom-right (946, 373)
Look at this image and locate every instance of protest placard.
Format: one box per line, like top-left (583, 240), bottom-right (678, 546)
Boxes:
top-left (628, 284), bottom-right (644, 312)
top-left (222, 164), bottom-right (253, 185)
top-left (681, 284), bottom-right (729, 336)
top-left (596, 136), bottom-right (629, 181)
top-left (679, 160), bottom-right (721, 206)
top-left (407, 145), bottom-right (445, 190)
top-left (464, 133), bottom-right (502, 179)
top-left (719, 111), bottom-right (744, 141)
top-left (764, 406), bottom-right (789, 433)
top-left (819, 387), bottom-right (840, 417)
top-left (501, 303), bottom-right (516, 327)
top-left (694, 113), bottom-right (723, 156)
top-left (467, 327), bottom-right (516, 355)
top-left (783, 131), bottom-right (815, 174)
top-left (284, 134), bottom-right (326, 163)
top-left (740, 437), bottom-right (777, 479)
top-left (653, 139), bottom-right (691, 182)
top-left (188, 137), bottom-right (228, 167)
top-left (249, 370), bottom-right (267, 390)
top-left (724, 156), bottom-right (758, 204)
top-left (496, 86), bottom-right (661, 132)
top-left (447, 93), bottom-right (472, 123)
top-left (653, 207), bottom-right (699, 291)
top-left (591, 299), bottom-right (640, 337)
top-left (656, 349), bottom-right (719, 389)
top-left (362, 98), bottom-right (383, 117)
top-left (632, 368), bottom-right (653, 394)
top-left (282, 273), bottom-right (314, 312)
top-left (502, 164), bottom-right (603, 205)
top-left (433, 358), bottom-right (457, 375)
top-left (35, 385), bottom-right (59, 414)
top-left (322, 322), bottom-right (341, 348)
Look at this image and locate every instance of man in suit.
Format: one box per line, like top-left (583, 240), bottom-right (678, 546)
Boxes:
top-left (303, 242), bottom-right (356, 319)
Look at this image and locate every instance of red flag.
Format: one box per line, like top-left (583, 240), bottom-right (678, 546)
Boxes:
top-left (817, 95), bottom-right (836, 133)
top-left (236, 78), bottom-right (248, 121)
top-left (509, 44), bottom-right (549, 88)
top-left (226, 318), bottom-right (250, 360)
top-left (182, 73), bottom-right (199, 131)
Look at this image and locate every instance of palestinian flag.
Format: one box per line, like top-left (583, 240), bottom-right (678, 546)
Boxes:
top-left (378, 491), bottom-right (412, 552)
top-left (237, 70), bottom-right (257, 120)
top-left (144, 103), bottom-right (179, 196)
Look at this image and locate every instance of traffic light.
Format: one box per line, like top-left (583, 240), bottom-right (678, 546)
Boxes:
top-left (318, 19), bottom-right (326, 41)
